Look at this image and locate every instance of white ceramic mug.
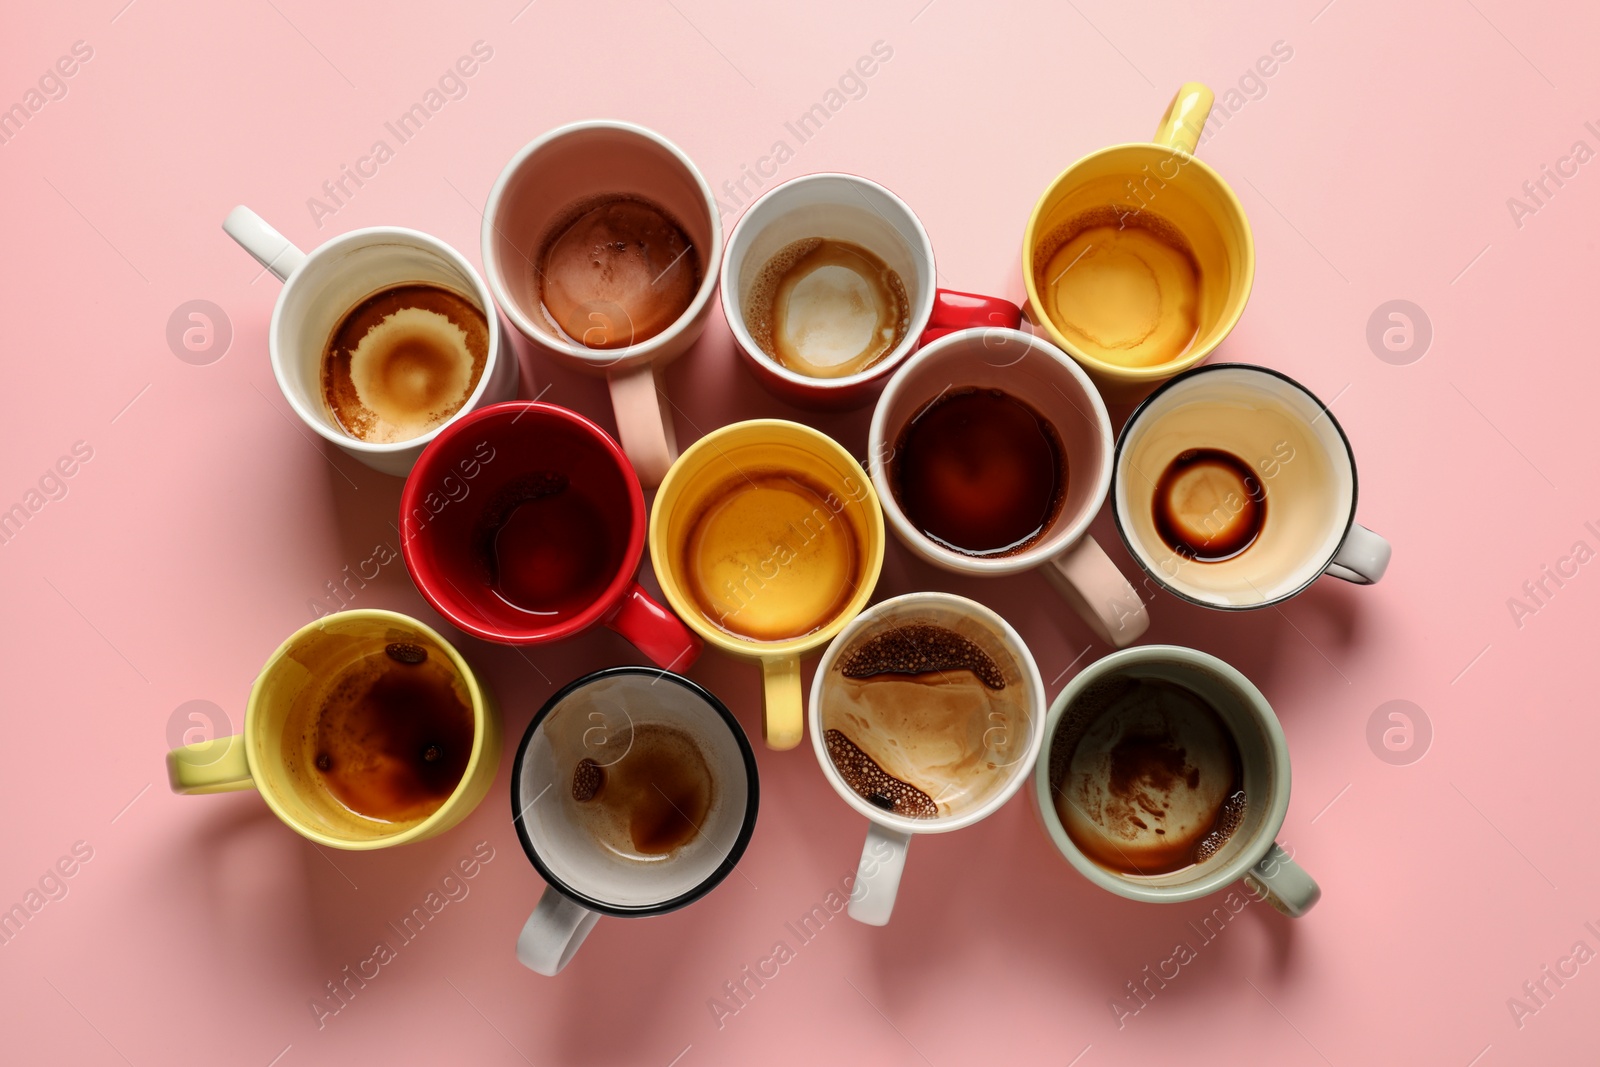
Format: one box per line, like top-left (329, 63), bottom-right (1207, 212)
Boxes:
top-left (1113, 363), bottom-right (1391, 608)
top-left (808, 592), bottom-right (1046, 925)
top-left (223, 206), bottom-right (516, 477)
top-left (870, 328), bottom-right (1150, 646)
top-left (481, 121), bottom-right (723, 488)
top-left (721, 172), bottom-right (1020, 409)
top-left (1033, 644), bottom-right (1320, 916)
top-left (511, 667), bottom-right (758, 975)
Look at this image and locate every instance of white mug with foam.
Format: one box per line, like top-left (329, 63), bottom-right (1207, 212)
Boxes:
top-left (223, 206), bottom-right (517, 477)
top-left (808, 592), bottom-right (1046, 926)
top-left (1113, 363), bottom-right (1391, 608)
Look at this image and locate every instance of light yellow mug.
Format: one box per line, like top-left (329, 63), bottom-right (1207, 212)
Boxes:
top-left (649, 420), bottom-right (884, 751)
top-left (1023, 82), bottom-right (1255, 402)
top-left (165, 609), bottom-right (501, 850)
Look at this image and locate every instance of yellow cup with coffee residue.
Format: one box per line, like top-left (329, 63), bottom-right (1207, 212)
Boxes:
top-left (1023, 83), bottom-right (1255, 402)
top-left (649, 420), bottom-right (884, 751)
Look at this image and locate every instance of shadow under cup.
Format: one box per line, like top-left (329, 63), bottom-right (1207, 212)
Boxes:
top-left (1036, 648), bottom-right (1288, 903)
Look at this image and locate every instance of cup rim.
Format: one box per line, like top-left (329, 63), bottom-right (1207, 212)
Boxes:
top-left (867, 327), bottom-right (1114, 575)
top-left (1032, 643), bottom-right (1292, 902)
top-left (399, 400), bottom-right (646, 643)
top-left (1020, 141), bottom-right (1255, 384)
top-left (718, 171), bottom-right (939, 394)
top-left (1110, 362), bottom-right (1360, 610)
top-left (480, 119), bottom-right (724, 366)
top-left (245, 609), bottom-right (493, 851)
top-left (508, 665), bottom-right (761, 918)
top-left (807, 591), bottom-right (1048, 835)
top-left (268, 225), bottom-right (503, 456)
top-left (647, 418), bottom-right (886, 657)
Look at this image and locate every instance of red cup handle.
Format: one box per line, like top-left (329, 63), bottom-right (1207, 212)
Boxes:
top-left (919, 288), bottom-right (1022, 345)
top-left (603, 582), bottom-right (703, 670)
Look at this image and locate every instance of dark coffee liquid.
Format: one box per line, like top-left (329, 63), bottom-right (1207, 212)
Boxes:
top-left (311, 642), bottom-right (475, 824)
top-left (472, 473), bottom-right (620, 618)
top-left (570, 722), bottom-right (714, 856)
top-left (1152, 448), bottom-right (1266, 562)
top-left (1049, 676), bottom-right (1246, 876)
top-left (891, 388), bottom-right (1066, 557)
top-left (537, 196), bottom-right (700, 349)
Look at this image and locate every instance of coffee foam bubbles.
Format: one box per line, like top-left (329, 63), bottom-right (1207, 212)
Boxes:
top-left (342, 308), bottom-right (478, 442)
top-left (821, 615), bottom-right (1028, 820)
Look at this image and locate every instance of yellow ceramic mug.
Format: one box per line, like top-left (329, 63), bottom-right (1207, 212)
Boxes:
top-left (165, 609), bottom-right (501, 850)
top-left (1022, 83), bottom-right (1255, 402)
top-left (650, 420), bottom-right (884, 751)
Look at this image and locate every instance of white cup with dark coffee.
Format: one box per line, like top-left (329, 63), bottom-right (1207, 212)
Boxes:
top-left (510, 667), bottom-right (759, 975)
top-left (1112, 363), bottom-right (1391, 607)
top-left (808, 592), bottom-right (1046, 926)
top-left (223, 206), bottom-right (517, 477)
top-left (1034, 644), bottom-right (1320, 916)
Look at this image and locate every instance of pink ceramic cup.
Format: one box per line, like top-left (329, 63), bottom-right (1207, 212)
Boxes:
top-left (868, 328), bottom-right (1150, 646)
top-left (481, 121), bottom-right (723, 488)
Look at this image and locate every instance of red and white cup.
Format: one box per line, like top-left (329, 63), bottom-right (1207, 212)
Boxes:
top-left (482, 121), bottom-right (723, 488)
top-left (399, 401), bottom-right (701, 670)
top-left (720, 173), bottom-right (1021, 409)
top-left (869, 328), bottom-right (1151, 647)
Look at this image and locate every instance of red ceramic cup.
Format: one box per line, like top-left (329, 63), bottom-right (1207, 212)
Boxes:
top-left (400, 402), bottom-right (701, 670)
top-left (720, 173), bottom-right (1021, 410)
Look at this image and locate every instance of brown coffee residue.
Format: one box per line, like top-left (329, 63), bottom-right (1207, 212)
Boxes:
top-left (825, 729), bottom-right (938, 818)
top-left (572, 757), bottom-right (604, 802)
top-left (839, 623), bottom-right (1006, 689)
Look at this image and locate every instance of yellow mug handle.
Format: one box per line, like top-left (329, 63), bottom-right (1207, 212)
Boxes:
top-left (761, 654), bottom-right (804, 751)
top-left (167, 734), bottom-right (254, 795)
top-left (1152, 82), bottom-right (1214, 155)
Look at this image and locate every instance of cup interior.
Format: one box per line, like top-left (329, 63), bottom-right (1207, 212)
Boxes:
top-left (870, 329), bottom-right (1112, 573)
top-left (1024, 144), bottom-right (1251, 380)
top-left (247, 612), bottom-right (487, 846)
top-left (1114, 365), bottom-right (1355, 608)
top-left (650, 421), bottom-right (883, 653)
top-left (484, 123), bottom-right (719, 357)
top-left (722, 174), bottom-right (936, 389)
top-left (1038, 647), bottom-right (1286, 898)
top-left (809, 592), bottom-right (1047, 833)
top-left (400, 402), bottom-right (643, 642)
top-left (274, 230), bottom-right (497, 449)
top-left (512, 669), bottom-right (757, 914)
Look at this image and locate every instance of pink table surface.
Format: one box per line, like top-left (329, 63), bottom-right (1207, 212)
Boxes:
top-left (3, 1), bottom-right (1596, 1064)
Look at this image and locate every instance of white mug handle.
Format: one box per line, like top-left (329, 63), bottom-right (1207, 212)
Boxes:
top-left (516, 885), bottom-right (601, 975)
top-left (1325, 523), bottom-right (1391, 585)
top-left (223, 205), bottom-right (306, 282)
top-left (847, 824), bottom-right (911, 927)
top-left (1042, 534), bottom-right (1150, 648)
top-left (1242, 842), bottom-right (1321, 918)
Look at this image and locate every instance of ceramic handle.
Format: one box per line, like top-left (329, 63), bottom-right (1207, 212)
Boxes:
top-left (847, 824), bottom-right (910, 926)
top-left (1242, 842), bottom-right (1321, 918)
top-left (607, 364), bottom-right (677, 488)
top-left (1325, 523), bottom-right (1391, 585)
top-left (166, 733), bottom-right (253, 794)
top-left (517, 886), bottom-right (602, 976)
top-left (1152, 82), bottom-right (1214, 155)
top-left (919, 289), bottom-right (1022, 344)
top-left (761, 654), bottom-right (803, 751)
top-left (222, 206), bottom-right (306, 282)
top-left (1043, 535), bottom-right (1150, 647)
top-left (602, 582), bottom-right (703, 670)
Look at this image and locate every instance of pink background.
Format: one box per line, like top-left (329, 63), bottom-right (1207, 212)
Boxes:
top-left (2, 1), bottom-right (1596, 1063)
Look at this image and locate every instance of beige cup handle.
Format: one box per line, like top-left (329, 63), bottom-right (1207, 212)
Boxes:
top-left (607, 363), bottom-right (677, 488)
top-left (1043, 535), bottom-right (1150, 647)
